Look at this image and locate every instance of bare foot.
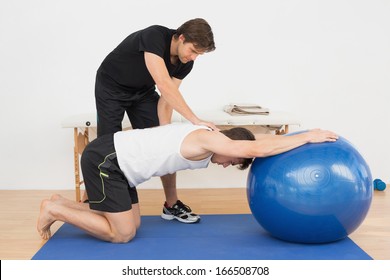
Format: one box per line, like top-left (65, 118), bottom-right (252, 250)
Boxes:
top-left (50, 193), bottom-right (89, 211)
top-left (50, 194), bottom-right (67, 204)
top-left (37, 199), bottom-right (56, 240)
top-left (51, 193), bottom-right (62, 200)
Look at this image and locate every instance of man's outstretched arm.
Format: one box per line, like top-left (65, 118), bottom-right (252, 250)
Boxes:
top-left (196, 129), bottom-right (339, 158)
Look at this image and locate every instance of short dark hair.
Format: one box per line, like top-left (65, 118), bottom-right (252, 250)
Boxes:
top-left (220, 127), bottom-right (255, 170)
top-left (175, 18), bottom-right (216, 52)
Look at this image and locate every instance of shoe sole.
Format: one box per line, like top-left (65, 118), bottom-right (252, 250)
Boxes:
top-left (161, 213), bottom-right (200, 224)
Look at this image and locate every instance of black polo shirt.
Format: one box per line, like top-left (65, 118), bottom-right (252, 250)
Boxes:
top-left (97, 25), bottom-right (194, 93)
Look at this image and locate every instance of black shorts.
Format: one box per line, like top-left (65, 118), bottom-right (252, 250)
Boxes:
top-left (80, 133), bottom-right (138, 213)
top-left (95, 73), bottom-right (160, 137)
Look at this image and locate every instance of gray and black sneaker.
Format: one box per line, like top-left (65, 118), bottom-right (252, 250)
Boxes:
top-left (161, 200), bottom-right (200, 224)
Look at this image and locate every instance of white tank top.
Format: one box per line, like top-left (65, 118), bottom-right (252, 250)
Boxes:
top-left (114, 123), bottom-right (212, 187)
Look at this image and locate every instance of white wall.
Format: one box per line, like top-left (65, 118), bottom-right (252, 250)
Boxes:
top-left (0, 0), bottom-right (389, 190)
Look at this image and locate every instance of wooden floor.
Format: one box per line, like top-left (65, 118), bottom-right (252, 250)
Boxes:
top-left (0, 188), bottom-right (389, 260)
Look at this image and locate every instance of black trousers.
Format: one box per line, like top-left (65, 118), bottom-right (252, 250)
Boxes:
top-left (95, 75), bottom-right (160, 137)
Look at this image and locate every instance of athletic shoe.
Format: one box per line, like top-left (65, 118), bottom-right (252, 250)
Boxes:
top-left (161, 200), bottom-right (200, 224)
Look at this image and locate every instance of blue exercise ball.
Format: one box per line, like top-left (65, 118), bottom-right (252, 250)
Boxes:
top-left (247, 133), bottom-right (373, 244)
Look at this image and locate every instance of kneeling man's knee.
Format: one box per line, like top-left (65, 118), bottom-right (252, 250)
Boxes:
top-left (111, 227), bottom-right (136, 243)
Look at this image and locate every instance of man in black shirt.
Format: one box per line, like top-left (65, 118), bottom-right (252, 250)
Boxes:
top-left (93, 18), bottom-right (217, 223)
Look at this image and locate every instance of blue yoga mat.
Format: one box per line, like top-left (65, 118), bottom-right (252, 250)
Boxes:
top-left (32, 214), bottom-right (372, 260)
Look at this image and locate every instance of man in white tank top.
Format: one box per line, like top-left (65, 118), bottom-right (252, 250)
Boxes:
top-left (37, 123), bottom-right (338, 243)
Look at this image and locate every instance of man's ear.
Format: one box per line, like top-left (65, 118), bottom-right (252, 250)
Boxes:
top-left (179, 34), bottom-right (186, 43)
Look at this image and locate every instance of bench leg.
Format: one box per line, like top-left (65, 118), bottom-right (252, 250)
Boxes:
top-left (73, 128), bottom-right (81, 202)
top-left (73, 127), bottom-right (89, 202)
top-left (276, 125), bottom-right (289, 135)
